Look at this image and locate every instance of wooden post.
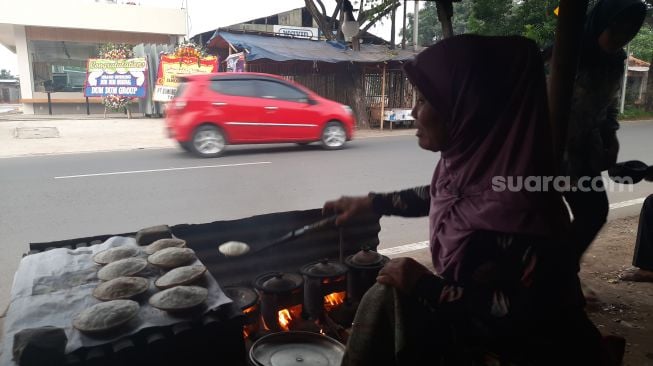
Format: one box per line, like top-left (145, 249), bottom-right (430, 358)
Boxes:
top-left (380, 63), bottom-right (387, 131)
top-left (547, 0), bottom-right (588, 170)
top-left (46, 91), bottom-right (52, 115)
top-left (436, 0), bottom-right (454, 39)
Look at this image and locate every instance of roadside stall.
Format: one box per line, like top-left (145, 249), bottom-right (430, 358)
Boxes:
top-left (3, 0), bottom-right (619, 364)
top-left (2, 209), bottom-right (381, 366)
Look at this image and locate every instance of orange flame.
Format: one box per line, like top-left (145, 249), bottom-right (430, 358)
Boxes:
top-left (278, 309), bottom-right (293, 331)
top-left (324, 291), bottom-right (346, 311)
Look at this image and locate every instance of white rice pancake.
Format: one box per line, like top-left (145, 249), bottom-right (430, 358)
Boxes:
top-left (144, 238), bottom-right (187, 255)
top-left (218, 241), bottom-right (250, 257)
top-left (92, 246), bottom-right (139, 265)
top-left (147, 247), bottom-right (196, 269)
top-left (97, 258), bottom-right (148, 281)
top-left (92, 277), bottom-right (149, 301)
top-left (149, 286), bottom-right (208, 312)
top-left (73, 300), bottom-right (139, 334)
top-left (155, 265), bottom-right (207, 289)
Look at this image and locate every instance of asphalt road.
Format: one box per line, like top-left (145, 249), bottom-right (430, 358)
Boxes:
top-left (1, 124), bottom-right (652, 309)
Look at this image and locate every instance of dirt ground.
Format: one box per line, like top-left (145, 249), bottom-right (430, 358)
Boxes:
top-left (581, 215), bottom-right (653, 366)
top-left (410, 215), bottom-right (653, 365)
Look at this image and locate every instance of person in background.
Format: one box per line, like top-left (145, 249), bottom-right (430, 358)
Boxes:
top-left (324, 35), bottom-right (613, 365)
top-left (620, 168), bottom-right (653, 282)
top-left (561, 0), bottom-right (647, 262)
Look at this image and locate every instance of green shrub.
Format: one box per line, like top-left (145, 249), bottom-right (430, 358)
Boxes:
top-left (619, 106), bottom-right (653, 120)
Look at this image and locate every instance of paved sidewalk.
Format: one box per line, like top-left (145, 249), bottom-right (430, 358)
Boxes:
top-left (0, 115), bottom-right (416, 158)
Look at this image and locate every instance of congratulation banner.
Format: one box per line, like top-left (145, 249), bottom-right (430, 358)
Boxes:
top-left (153, 55), bottom-right (218, 102)
top-left (84, 58), bottom-right (148, 98)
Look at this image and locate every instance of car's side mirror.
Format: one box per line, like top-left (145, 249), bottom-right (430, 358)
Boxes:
top-left (307, 98), bottom-right (318, 106)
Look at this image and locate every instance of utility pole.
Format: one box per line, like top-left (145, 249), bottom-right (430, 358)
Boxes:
top-left (402, 0), bottom-right (407, 49)
top-left (413, 0), bottom-right (419, 51)
top-left (620, 42), bottom-right (631, 114)
top-left (183, 0), bottom-right (190, 40)
top-left (390, 5), bottom-right (396, 49)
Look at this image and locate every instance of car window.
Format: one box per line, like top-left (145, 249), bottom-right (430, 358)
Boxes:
top-left (255, 80), bottom-right (308, 103)
top-left (209, 79), bottom-right (258, 97)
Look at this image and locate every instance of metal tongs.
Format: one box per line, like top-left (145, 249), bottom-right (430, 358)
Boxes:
top-left (265, 215), bottom-right (339, 248)
top-left (219, 215), bottom-right (340, 258)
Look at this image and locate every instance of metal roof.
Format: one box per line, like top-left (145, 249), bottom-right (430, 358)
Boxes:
top-left (209, 30), bottom-right (418, 63)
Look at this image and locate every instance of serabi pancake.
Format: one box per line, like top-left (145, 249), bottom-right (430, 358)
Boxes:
top-left (149, 286), bottom-right (208, 312)
top-left (147, 247), bottom-right (196, 269)
top-left (93, 277), bottom-right (149, 301)
top-left (144, 238), bottom-right (187, 255)
top-left (93, 246), bottom-right (139, 265)
top-left (73, 300), bottom-right (139, 334)
top-left (154, 265), bottom-right (206, 289)
top-left (218, 241), bottom-right (250, 257)
top-left (97, 258), bottom-right (148, 281)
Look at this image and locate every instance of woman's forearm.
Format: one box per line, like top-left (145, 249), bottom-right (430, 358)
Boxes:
top-left (370, 185), bottom-right (430, 217)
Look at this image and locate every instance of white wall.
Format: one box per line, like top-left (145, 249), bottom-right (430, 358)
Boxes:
top-left (0, 0), bottom-right (186, 36)
top-left (13, 25), bottom-right (34, 114)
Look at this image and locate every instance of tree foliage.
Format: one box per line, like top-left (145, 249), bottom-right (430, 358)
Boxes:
top-left (401, 1), bottom-right (472, 46)
top-left (304, 0), bottom-right (400, 41)
top-left (0, 69), bottom-right (17, 80)
top-left (630, 24), bottom-right (653, 62)
top-left (402, 0), bottom-right (557, 47)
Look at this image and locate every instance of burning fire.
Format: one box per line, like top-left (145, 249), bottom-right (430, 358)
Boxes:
top-left (278, 309), bottom-right (292, 331)
top-left (276, 305), bottom-right (303, 331)
top-left (324, 291), bottom-right (346, 311)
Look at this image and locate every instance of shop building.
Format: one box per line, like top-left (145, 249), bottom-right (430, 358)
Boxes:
top-left (0, 0), bottom-right (186, 114)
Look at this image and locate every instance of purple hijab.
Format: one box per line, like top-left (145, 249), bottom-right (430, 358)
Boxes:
top-left (404, 35), bottom-right (569, 281)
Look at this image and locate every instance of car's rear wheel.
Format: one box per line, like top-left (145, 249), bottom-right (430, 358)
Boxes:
top-left (321, 121), bottom-right (347, 150)
top-left (190, 125), bottom-right (226, 158)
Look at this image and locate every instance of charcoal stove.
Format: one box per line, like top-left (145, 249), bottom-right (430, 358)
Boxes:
top-left (300, 259), bottom-right (348, 321)
top-left (254, 272), bottom-right (304, 333)
top-left (345, 247), bottom-right (389, 304)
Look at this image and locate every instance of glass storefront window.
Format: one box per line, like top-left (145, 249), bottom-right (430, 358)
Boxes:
top-left (29, 40), bottom-right (101, 92)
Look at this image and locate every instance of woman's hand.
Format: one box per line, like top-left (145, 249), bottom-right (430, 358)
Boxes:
top-left (323, 195), bottom-right (374, 226)
top-left (376, 257), bottom-right (432, 294)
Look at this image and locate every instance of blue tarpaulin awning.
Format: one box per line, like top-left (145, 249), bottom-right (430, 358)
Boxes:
top-left (208, 30), bottom-right (418, 63)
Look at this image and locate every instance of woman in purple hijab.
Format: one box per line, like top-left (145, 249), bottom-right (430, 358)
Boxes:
top-left (325, 35), bottom-right (614, 365)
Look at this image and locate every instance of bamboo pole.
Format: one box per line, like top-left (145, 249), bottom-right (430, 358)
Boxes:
top-left (547, 0), bottom-right (589, 170)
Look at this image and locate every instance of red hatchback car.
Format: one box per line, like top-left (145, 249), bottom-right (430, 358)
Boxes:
top-left (165, 72), bottom-right (356, 157)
